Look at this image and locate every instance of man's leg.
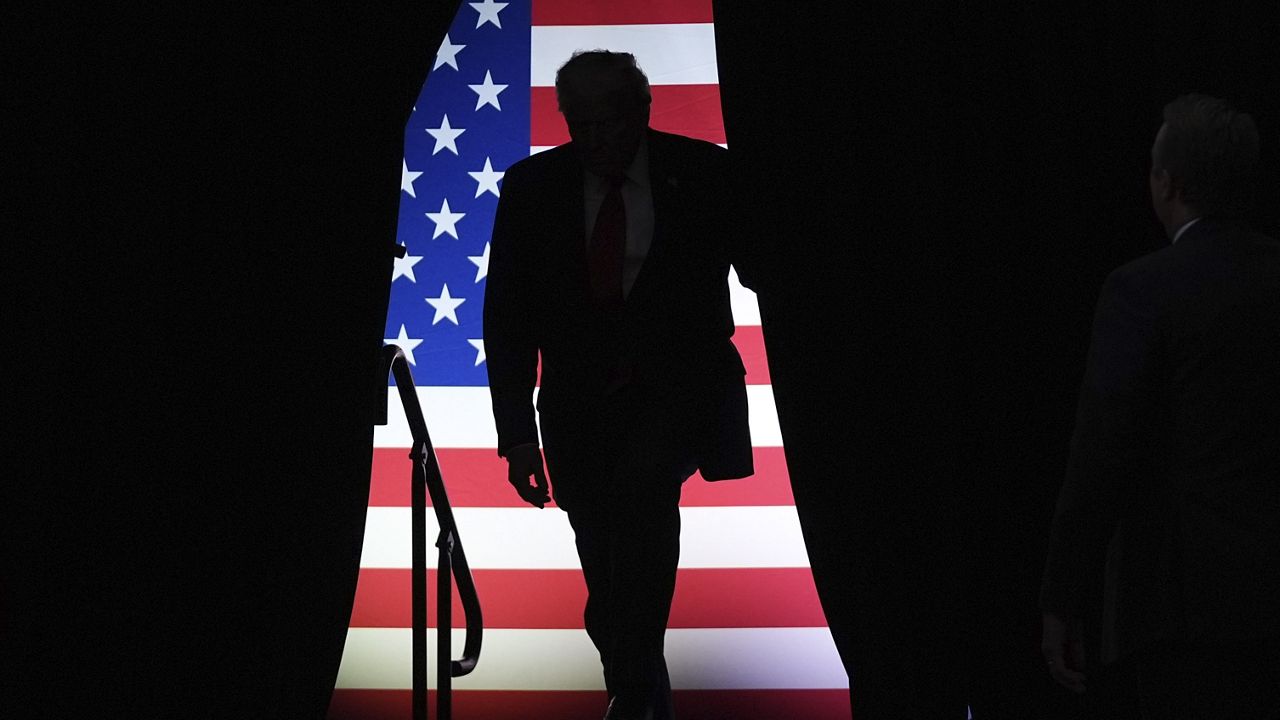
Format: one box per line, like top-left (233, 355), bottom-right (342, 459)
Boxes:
top-left (565, 484), bottom-right (680, 718)
top-left (602, 386), bottom-right (700, 718)
top-left (566, 505), bottom-right (620, 699)
top-left (542, 406), bottom-right (627, 702)
top-left (550, 385), bottom-right (698, 717)
top-left (603, 480), bottom-right (683, 717)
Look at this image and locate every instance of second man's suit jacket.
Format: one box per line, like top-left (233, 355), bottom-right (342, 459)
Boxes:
top-left (1041, 218), bottom-right (1280, 662)
top-left (484, 129), bottom-right (753, 481)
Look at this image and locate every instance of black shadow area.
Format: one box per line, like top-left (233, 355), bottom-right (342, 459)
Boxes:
top-left (8, 4), bottom-right (459, 718)
top-left (714, 2), bottom-right (1278, 717)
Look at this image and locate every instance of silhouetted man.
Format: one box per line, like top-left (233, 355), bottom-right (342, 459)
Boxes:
top-left (483, 50), bottom-right (753, 720)
top-left (1041, 94), bottom-right (1280, 719)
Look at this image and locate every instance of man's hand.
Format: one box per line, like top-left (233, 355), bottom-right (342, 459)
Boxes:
top-left (1041, 611), bottom-right (1088, 694)
top-left (505, 444), bottom-right (550, 509)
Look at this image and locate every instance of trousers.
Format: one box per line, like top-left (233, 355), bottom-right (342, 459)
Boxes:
top-left (540, 382), bottom-right (705, 717)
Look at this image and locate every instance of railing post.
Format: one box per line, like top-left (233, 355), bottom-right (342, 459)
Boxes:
top-left (437, 529), bottom-right (455, 720)
top-left (411, 444), bottom-right (428, 720)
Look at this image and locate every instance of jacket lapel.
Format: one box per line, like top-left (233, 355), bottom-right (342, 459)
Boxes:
top-left (551, 144), bottom-right (590, 303)
top-left (628, 131), bottom-right (672, 309)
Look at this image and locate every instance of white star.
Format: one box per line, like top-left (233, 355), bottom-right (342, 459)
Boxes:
top-left (470, 0), bottom-right (508, 28)
top-left (392, 247), bottom-right (423, 282)
top-left (467, 338), bottom-right (486, 366)
top-left (425, 198), bottom-right (465, 239)
top-left (384, 324), bottom-right (425, 366)
top-left (425, 284), bottom-right (466, 326)
top-left (467, 242), bottom-right (490, 283)
top-left (469, 70), bottom-right (507, 111)
top-left (468, 157), bottom-right (504, 198)
top-left (426, 115), bottom-right (465, 155)
top-left (434, 34), bottom-right (465, 71)
top-left (401, 159), bottom-right (423, 197)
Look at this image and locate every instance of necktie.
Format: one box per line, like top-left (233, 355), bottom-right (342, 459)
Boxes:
top-left (588, 176), bottom-right (626, 308)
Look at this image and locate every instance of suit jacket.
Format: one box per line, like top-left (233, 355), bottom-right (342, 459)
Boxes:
top-left (1041, 218), bottom-right (1280, 661)
top-left (484, 129), bottom-right (753, 481)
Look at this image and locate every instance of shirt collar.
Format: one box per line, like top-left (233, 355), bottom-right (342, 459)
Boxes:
top-left (1172, 216), bottom-right (1202, 244)
top-left (587, 134), bottom-right (649, 189)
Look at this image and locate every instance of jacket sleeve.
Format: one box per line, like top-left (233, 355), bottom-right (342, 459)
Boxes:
top-left (483, 165), bottom-right (541, 457)
top-left (1040, 265), bottom-right (1162, 616)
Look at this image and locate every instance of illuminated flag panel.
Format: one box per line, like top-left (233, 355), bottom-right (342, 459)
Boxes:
top-left (333, 2), bottom-right (849, 717)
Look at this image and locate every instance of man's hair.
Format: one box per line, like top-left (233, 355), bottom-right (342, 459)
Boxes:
top-left (1155, 94), bottom-right (1260, 218)
top-left (554, 50), bottom-right (652, 112)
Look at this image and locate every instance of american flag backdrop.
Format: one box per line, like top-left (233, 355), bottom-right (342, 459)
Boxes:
top-left (329, 2), bottom-right (850, 718)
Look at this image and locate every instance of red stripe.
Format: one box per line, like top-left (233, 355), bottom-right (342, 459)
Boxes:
top-left (329, 689), bottom-right (850, 720)
top-left (531, 85), bottom-right (726, 147)
top-left (350, 567), bottom-right (824, 629)
top-left (734, 325), bottom-right (770, 384)
top-left (370, 447), bottom-right (791, 507)
top-left (532, 0), bottom-right (714, 26)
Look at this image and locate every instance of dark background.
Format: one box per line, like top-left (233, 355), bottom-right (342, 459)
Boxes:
top-left (715, 2), bottom-right (1278, 716)
top-left (6, 2), bottom-right (1277, 718)
top-left (7, 4), bottom-right (457, 717)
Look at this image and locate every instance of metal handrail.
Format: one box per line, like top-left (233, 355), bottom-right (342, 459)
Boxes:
top-left (377, 344), bottom-right (483, 720)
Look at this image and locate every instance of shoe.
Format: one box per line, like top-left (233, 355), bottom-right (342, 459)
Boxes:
top-left (603, 696), bottom-right (655, 720)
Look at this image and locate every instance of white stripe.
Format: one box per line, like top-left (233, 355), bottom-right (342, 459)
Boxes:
top-left (336, 627), bottom-right (847, 690)
top-left (375, 385), bottom-right (781, 448)
top-left (729, 266), bottom-right (760, 325)
top-left (376, 386), bottom-right (502, 448)
top-left (531, 24), bottom-right (720, 87)
top-left (359, 506), bottom-right (810, 569)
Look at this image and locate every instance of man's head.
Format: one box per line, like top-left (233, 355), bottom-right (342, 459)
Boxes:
top-left (555, 50), bottom-right (652, 178)
top-left (1150, 94), bottom-right (1260, 236)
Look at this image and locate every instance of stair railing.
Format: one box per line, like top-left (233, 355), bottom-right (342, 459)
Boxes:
top-left (377, 344), bottom-right (483, 720)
